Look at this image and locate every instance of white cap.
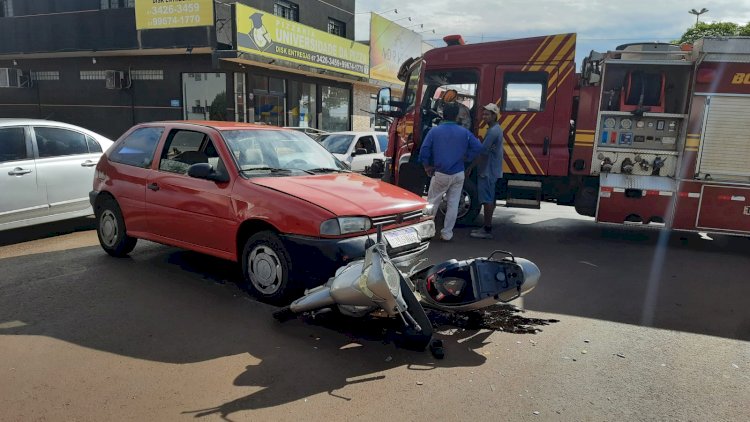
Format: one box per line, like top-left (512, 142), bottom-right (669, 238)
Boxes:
top-left (483, 103), bottom-right (500, 114)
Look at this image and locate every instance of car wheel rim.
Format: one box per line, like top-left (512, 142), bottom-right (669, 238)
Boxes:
top-left (100, 210), bottom-right (118, 247)
top-left (248, 245), bottom-right (283, 295)
top-left (439, 190), bottom-right (472, 219)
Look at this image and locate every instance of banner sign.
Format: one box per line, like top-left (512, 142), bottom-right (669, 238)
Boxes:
top-left (236, 3), bottom-right (370, 78)
top-left (369, 13), bottom-right (423, 84)
top-left (135, 0), bottom-right (214, 30)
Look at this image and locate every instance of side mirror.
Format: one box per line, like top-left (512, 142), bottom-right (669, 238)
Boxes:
top-left (187, 163), bottom-right (229, 183)
top-left (377, 87), bottom-right (392, 114)
top-left (353, 148), bottom-right (368, 156)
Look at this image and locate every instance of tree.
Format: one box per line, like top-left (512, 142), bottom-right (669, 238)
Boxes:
top-left (675, 21), bottom-right (747, 45)
top-left (209, 92), bottom-right (227, 121)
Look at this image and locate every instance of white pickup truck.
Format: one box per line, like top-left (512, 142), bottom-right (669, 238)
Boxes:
top-left (320, 131), bottom-right (388, 172)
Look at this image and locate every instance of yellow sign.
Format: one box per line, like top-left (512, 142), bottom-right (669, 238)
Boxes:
top-left (236, 3), bottom-right (370, 78)
top-left (369, 13), bottom-right (422, 84)
top-left (135, 0), bottom-right (214, 30)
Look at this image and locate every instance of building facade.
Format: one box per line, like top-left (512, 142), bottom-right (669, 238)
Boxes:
top-left (0, 0), bottom-right (384, 140)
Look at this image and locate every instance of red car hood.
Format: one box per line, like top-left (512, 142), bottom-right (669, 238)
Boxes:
top-left (250, 173), bottom-right (426, 216)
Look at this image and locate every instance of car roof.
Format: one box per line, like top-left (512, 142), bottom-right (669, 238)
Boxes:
top-left (0, 118), bottom-right (111, 140)
top-left (325, 131), bottom-right (387, 136)
top-left (152, 120), bottom-right (294, 131)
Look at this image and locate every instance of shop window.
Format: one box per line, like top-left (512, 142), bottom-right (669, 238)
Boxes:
top-left (182, 73), bottom-right (228, 121)
top-left (234, 73), bottom-right (247, 122)
top-left (501, 72), bottom-right (547, 112)
top-left (1, 0), bottom-right (13, 17)
top-left (31, 71), bottom-right (60, 81)
top-left (321, 85), bottom-right (350, 132)
top-left (289, 81), bottom-right (317, 128)
top-left (101, 0), bottom-right (134, 9)
top-left (328, 18), bottom-right (346, 37)
top-left (274, 1), bottom-right (299, 22)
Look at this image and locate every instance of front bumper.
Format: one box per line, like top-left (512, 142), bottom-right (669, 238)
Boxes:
top-left (280, 220), bottom-right (435, 289)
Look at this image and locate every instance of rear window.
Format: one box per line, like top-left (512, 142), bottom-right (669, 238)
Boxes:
top-left (0, 127), bottom-right (28, 163)
top-left (110, 127), bottom-right (164, 168)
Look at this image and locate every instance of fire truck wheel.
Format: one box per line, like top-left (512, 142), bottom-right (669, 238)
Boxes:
top-left (456, 180), bottom-right (481, 225)
top-left (574, 186), bottom-right (598, 217)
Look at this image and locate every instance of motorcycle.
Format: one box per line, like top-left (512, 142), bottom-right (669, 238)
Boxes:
top-left (274, 227), bottom-right (541, 357)
top-left (273, 226), bottom-right (439, 355)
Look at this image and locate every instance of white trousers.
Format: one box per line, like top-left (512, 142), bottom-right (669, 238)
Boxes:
top-left (427, 171), bottom-right (465, 240)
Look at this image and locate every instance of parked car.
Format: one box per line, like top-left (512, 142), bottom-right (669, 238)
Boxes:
top-left (0, 119), bottom-right (113, 231)
top-left (90, 121), bottom-right (435, 303)
top-left (283, 126), bottom-right (329, 139)
top-left (320, 131), bottom-right (388, 172)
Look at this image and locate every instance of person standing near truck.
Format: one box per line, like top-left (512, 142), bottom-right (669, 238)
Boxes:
top-left (469, 103), bottom-right (504, 239)
top-left (420, 102), bottom-right (483, 241)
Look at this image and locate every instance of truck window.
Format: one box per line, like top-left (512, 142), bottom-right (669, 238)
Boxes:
top-left (402, 61), bottom-right (423, 112)
top-left (420, 70), bottom-right (479, 130)
top-left (502, 72), bottom-right (548, 112)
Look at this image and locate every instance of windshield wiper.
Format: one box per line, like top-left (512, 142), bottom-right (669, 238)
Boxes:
top-left (240, 167), bottom-right (291, 173)
top-left (307, 167), bottom-right (350, 173)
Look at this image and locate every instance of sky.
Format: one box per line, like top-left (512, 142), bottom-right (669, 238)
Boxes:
top-left (352, 0), bottom-right (750, 66)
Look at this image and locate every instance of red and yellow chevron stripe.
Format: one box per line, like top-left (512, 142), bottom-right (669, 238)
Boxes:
top-left (485, 33), bottom-right (577, 175)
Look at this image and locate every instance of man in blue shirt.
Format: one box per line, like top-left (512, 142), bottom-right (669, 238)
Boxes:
top-left (469, 103), bottom-right (504, 239)
top-left (420, 102), bottom-right (483, 241)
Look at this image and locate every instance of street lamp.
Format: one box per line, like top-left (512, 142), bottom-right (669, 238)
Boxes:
top-left (407, 23), bottom-right (423, 30)
top-left (689, 8), bottom-right (709, 24)
top-left (393, 16), bottom-right (412, 22)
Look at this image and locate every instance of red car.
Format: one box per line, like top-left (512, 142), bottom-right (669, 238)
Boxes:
top-left (90, 121), bottom-right (435, 302)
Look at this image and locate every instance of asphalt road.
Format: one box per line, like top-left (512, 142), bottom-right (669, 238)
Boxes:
top-left (0, 204), bottom-right (748, 421)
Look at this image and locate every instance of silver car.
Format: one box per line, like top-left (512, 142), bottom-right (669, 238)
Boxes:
top-left (0, 119), bottom-right (113, 231)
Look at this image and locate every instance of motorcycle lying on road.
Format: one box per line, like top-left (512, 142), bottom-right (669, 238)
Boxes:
top-left (273, 227), bottom-right (540, 358)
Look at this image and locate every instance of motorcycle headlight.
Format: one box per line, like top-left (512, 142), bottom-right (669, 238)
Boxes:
top-left (423, 203), bottom-right (435, 216)
top-left (320, 217), bottom-right (372, 236)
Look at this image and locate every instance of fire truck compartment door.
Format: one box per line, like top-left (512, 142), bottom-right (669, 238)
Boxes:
top-left (698, 95), bottom-right (750, 179)
top-left (493, 66), bottom-right (560, 176)
top-left (696, 185), bottom-right (750, 233)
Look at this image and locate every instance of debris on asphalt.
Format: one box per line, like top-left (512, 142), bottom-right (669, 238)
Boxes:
top-left (533, 411), bottom-right (540, 415)
top-left (529, 339), bottom-right (537, 346)
top-left (490, 384), bottom-right (496, 392)
top-left (517, 341), bottom-right (522, 344)
top-left (732, 363), bottom-right (739, 369)
top-left (584, 339), bottom-right (590, 343)
top-left (425, 304), bottom-right (559, 334)
top-left (661, 363), bottom-right (667, 367)
top-left (581, 350), bottom-right (588, 354)
top-left (615, 353), bottom-right (626, 358)
top-left (416, 381), bottom-right (423, 386)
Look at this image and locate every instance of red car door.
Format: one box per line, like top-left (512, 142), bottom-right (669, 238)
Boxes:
top-left (145, 126), bottom-right (236, 256)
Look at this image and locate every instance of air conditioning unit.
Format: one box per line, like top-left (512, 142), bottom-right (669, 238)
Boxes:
top-left (105, 70), bottom-right (130, 89)
top-left (0, 68), bottom-right (27, 88)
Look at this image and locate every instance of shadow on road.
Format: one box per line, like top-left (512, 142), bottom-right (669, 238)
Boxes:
top-left (0, 246), bottom-right (493, 419)
top-left (0, 217), bottom-right (96, 246)
top-left (430, 207), bottom-right (750, 342)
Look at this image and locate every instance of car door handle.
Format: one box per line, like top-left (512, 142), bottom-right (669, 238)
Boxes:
top-left (147, 183), bottom-right (160, 191)
top-left (81, 160), bottom-right (97, 167)
top-left (8, 167), bottom-right (32, 176)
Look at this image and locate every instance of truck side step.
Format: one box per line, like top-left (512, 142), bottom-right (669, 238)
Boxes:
top-left (505, 180), bottom-right (542, 209)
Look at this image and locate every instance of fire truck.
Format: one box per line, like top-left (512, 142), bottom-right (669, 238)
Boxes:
top-left (376, 33), bottom-right (750, 236)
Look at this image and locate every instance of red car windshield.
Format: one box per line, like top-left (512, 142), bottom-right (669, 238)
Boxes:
top-left (222, 129), bottom-right (346, 175)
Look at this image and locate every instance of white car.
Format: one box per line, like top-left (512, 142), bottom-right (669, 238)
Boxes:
top-left (320, 131), bottom-right (388, 172)
top-left (0, 119), bottom-right (113, 231)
